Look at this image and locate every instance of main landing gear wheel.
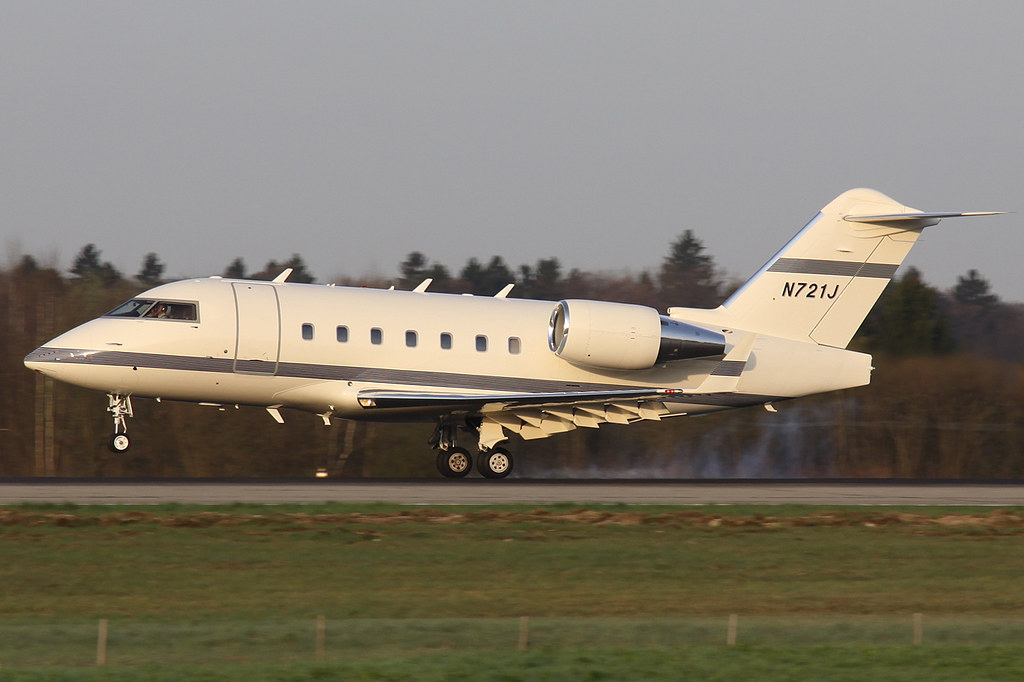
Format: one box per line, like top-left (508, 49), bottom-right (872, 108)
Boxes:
top-left (436, 447), bottom-right (472, 478)
top-left (108, 433), bottom-right (131, 453)
top-left (477, 447), bottom-right (513, 479)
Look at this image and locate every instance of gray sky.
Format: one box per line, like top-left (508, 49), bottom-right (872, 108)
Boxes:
top-left (3, 1), bottom-right (1021, 300)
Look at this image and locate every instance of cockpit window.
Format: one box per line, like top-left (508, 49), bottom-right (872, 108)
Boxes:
top-left (146, 302), bottom-right (197, 320)
top-left (105, 299), bottom-right (156, 317)
top-left (104, 299), bottom-right (198, 321)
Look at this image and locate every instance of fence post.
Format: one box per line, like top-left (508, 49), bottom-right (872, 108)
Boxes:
top-left (518, 616), bottom-right (529, 650)
top-left (96, 618), bottom-right (108, 666)
top-left (316, 615), bottom-right (326, 660)
top-left (727, 614), bottom-right (738, 646)
top-left (913, 613), bottom-right (923, 645)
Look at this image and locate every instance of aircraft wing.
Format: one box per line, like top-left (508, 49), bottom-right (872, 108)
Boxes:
top-left (357, 386), bottom-right (687, 449)
top-left (357, 334), bottom-right (758, 449)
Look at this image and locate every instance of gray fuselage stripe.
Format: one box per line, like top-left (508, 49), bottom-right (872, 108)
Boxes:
top-left (27, 347), bottom-right (781, 409)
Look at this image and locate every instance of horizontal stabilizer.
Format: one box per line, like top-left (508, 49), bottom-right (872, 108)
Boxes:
top-left (845, 211), bottom-right (1004, 227)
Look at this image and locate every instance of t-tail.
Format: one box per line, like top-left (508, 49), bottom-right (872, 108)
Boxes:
top-left (681, 188), bottom-right (1002, 348)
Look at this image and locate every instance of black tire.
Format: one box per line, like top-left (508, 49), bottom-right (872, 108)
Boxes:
top-left (436, 447), bottom-right (472, 478)
top-left (108, 433), bottom-right (131, 453)
top-left (477, 447), bottom-right (513, 479)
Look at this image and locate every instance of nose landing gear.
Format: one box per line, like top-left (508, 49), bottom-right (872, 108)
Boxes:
top-left (107, 394), bottom-right (133, 453)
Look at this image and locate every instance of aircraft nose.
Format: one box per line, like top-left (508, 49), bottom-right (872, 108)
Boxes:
top-left (24, 345), bottom-right (111, 390)
top-left (24, 346), bottom-right (64, 375)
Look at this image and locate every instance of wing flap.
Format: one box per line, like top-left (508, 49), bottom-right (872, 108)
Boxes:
top-left (357, 360), bottom-right (753, 450)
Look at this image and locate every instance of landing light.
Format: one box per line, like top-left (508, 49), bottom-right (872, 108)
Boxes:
top-left (315, 468), bottom-right (329, 479)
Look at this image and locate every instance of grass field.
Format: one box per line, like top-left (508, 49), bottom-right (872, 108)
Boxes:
top-left (2, 503), bottom-right (1024, 680)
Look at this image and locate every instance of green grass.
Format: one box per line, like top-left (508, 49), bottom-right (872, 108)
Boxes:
top-left (2, 503), bottom-right (1024, 678)
top-left (3, 647), bottom-right (1024, 682)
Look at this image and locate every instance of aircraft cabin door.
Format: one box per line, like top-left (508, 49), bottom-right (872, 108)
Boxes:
top-left (232, 282), bottom-right (281, 374)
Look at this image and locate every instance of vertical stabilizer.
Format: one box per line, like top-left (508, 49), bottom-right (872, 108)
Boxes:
top-left (707, 189), bottom-right (999, 348)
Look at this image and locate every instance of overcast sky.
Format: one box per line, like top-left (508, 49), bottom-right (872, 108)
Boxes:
top-left (2, 1), bottom-right (1021, 300)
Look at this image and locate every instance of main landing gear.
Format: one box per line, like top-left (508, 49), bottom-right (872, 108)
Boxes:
top-left (107, 393), bottom-right (133, 453)
top-left (430, 420), bottom-right (514, 479)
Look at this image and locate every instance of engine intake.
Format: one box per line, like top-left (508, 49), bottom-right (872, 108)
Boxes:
top-left (548, 299), bottom-right (726, 370)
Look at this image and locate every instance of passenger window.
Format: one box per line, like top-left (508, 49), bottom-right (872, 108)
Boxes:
top-left (302, 323), bottom-right (314, 340)
top-left (508, 337), bottom-right (521, 355)
top-left (406, 330), bottom-right (417, 348)
top-left (371, 328), bottom-right (383, 345)
top-left (440, 332), bottom-right (453, 350)
top-left (336, 326), bottom-right (349, 343)
top-left (476, 335), bottom-right (488, 352)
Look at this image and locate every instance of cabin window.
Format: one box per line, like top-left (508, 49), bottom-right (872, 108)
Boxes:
top-left (336, 326), bottom-right (349, 343)
top-left (440, 332), bottom-right (453, 350)
top-left (475, 335), bottom-right (488, 352)
top-left (301, 323), bottom-right (314, 340)
top-left (508, 337), bottom-right (522, 355)
top-left (370, 327), bottom-right (383, 345)
top-left (405, 330), bottom-right (417, 348)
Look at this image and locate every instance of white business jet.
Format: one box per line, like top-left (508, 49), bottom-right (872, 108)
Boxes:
top-left (25, 189), bottom-right (1000, 478)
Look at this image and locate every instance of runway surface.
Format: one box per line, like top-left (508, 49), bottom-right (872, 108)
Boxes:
top-left (1, 479), bottom-right (1023, 506)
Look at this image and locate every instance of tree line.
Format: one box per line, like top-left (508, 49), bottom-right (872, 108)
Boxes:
top-left (2, 236), bottom-right (1023, 478)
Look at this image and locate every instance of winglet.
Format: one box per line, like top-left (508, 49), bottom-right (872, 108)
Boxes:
top-left (413, 278), bottom-right (433, 293)
top-left (272, 269), bottom-right (293, 283)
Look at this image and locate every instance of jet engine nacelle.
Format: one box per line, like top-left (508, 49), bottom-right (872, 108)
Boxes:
top-left (548, 299), bottom-right (726, 370)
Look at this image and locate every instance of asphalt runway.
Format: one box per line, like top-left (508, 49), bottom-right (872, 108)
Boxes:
top-left (1, 479), bottom-right (1023, 505)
